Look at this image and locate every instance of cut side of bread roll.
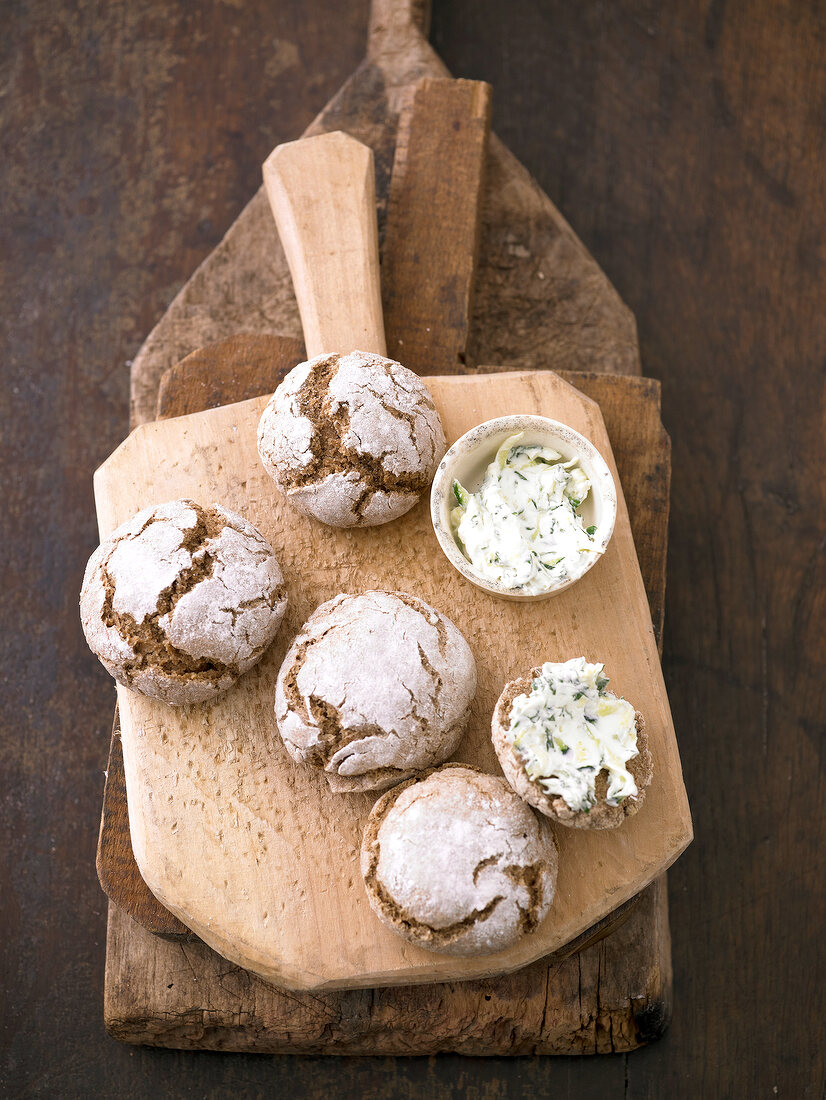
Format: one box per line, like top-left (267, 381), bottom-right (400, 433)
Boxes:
top-left (491, 659), bottom-right (653, 830)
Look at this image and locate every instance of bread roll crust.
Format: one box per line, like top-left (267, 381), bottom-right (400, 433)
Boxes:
top-left (361, 764), bottom-right (558, 956)
top-left (275, 591), bottom-right (476, 792)
top-left (257, 350), bottom-right (446, 528)
top-left (80, 499), bottom-right (287, 705)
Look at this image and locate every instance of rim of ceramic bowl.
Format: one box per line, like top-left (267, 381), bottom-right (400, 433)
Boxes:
top-left (429, 414), bottom-right (617, 602)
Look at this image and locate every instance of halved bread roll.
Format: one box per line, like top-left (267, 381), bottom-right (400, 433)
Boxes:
top-left (492, 660), bottom-right (653, 830)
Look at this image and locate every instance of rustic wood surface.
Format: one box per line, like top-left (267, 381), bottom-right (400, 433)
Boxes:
top-left (93, 370), bottom-right (690, 990)
top-left (382, 78), bottom-right (491, 372)
top-left (127, 0), bottom-right (639, 429)
top-left (156, 334), bottom-right (305, 420)
top-left (3, 0), bottom-right (824, 1096)
top-left (104, 872), bottom-right (671, 1055)
top-left (96, 710), bottom-right (188, 939)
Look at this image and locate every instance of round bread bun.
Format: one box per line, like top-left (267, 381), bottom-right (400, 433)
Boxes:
top-left (256, 350), bottom-right (446, 528)
top-left (361, 764), bottom-right (558, 956)
top-left (80, 499), bottom-right (288, 705)
top-left (275, 591), bottom-right (476, 792)
top-left (491, 669), bottom-right (653, 829)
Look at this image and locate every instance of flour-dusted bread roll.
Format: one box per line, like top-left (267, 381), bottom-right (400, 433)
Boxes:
top-left (80, 499), bottom-right (288, 705)
top-left (256, 350), bottom-right (446, 527)
top-left (361, 764), bottom-right (558, 956)
top-left (275, 591), bottom-right (476, 792)
top-left (492, 658), bottom-right (653, 829)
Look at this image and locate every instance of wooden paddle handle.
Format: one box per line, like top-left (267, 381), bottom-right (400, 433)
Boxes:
top-left (262, 131), bottom-right (387, 358)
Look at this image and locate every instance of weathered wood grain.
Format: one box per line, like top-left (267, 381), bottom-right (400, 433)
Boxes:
top-left (382, 78), bottom-right (492, 371)
top-left (96, 51), bottom-right (675, 1048)
top-left (97, 712), bottom-right (189, 940)
top-left (104, 873), bottom-right (671, 1054)
top-left (156, 335), bottom-right (305, 421)
top-left (128, 0), bottom-right (639, 428)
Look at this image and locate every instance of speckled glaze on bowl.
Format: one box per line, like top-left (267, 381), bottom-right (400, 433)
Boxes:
top-left (430, 415), bottom-right (617, 602)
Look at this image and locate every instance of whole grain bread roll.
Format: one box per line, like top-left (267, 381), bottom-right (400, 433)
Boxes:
top-left (275, 591), bottom-right (476, 792)
top-left (80, 499), bottom-right (288, 705)
top-left (256, 350), bottom-right (446, 527)
top-left (491, 666), bottom-right (653, 829)
top-left (361, 764), bottom-right (558, 956)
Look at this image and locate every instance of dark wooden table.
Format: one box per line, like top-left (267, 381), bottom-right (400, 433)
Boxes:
top-left (2, 1), bottom-right (823, 1096)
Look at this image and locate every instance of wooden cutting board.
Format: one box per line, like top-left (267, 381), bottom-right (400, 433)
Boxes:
top-left (98, 359), bottom-right (668, 962)
top-left (93, 366), bottom-right (691, 991)
top-left (102, 361), bottom-right (676, 1053)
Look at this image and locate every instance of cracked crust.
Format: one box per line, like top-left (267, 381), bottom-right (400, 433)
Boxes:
top-left (491, 669), bottom-right (653, 829)
top-left (361, 764), bottom-right (558, 956)
top-left (274, 591), bottom-right (476, 792)
top-left (256, 350), bottom-right (446, 528)
top-left (80, 499), bottom-right (288, 705)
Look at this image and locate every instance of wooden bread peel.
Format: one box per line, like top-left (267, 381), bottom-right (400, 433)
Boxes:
top-left (92, 125), bottom-right (691, 993)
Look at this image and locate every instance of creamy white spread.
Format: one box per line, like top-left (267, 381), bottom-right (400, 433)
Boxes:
top-left (505, 658), bottom-right (639, 813)
top-left (451, 434), bottom-right (599, 593)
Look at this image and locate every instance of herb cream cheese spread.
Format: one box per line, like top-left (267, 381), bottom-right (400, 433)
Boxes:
top-left (505, 658), bottom-right (639, 813)
top-left (451, 433), bottom-right (599, 594)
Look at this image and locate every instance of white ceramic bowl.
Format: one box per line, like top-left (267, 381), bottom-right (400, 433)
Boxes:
top-left (430, 414), bottom-right (617, 602)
